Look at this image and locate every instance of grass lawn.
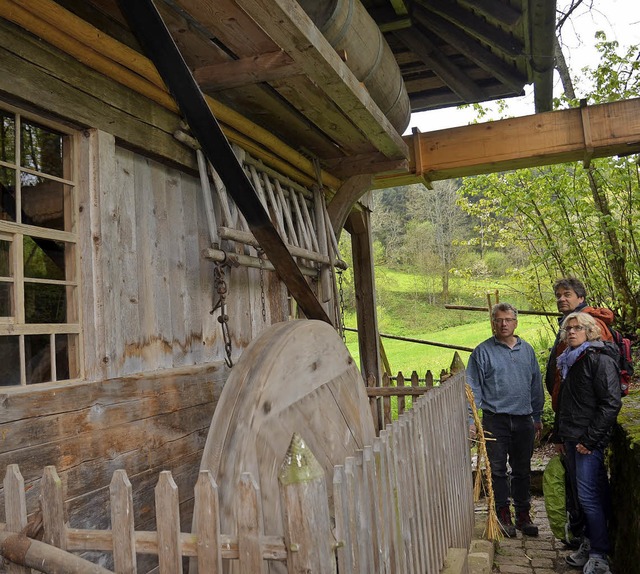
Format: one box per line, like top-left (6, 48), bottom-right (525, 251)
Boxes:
top-left (345, 314), bottom-right (555, 380)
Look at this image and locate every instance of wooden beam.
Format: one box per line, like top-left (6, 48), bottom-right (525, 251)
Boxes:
top-left (378, 18), bottom-right (412, 33)
top-left (389, 0), bottom-right (410, 16)
top-left (457, 0), bottom-right (522, 29)
top-left (414, 0), bottom-right (523, 57)
top-left (374, 98), bottom-right (640, 186)
top-left (412, 6), bottom-right (526, 93)
top-left (408, 81), bottom-right (524, 113)
top-left (193, 50), bottom-right (301, 91)
top-left (394, 28), bottom-right (485, 103)
top-left (231, 0), bottom-right (409, 160)
top-left (323, 152), bottom-right (409, 179)
top-left (327, 174), bottom-right (374, 236)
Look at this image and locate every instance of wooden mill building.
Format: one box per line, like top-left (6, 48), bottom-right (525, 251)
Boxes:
top-left (1, 0), bottom-right (640, 572)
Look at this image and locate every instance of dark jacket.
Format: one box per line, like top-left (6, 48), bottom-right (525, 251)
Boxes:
top-left (545, 304), bottom-right (615, 411)
top-left (554, 341), bottom-right (622, 451)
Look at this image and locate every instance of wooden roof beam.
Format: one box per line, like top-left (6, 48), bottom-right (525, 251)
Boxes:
top-left (193, 50), bottom-right (301, 91)
top-left (412, 7), bottom-right (526, 93)
top-left (408, 81), bottom-right (525, 112)
top-left (394, 28), bottom-right (485, 103)
top-left (374, 98), bottom-right (640, 186)
top-left (231, 0), bottom-right (409, 160)
top-left (457, 0), bottom-right (522, 29)
top-left (414, 0), bottom-right (524, 58)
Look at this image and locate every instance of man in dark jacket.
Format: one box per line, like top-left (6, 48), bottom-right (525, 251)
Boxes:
top-left (546, 278), bottom-right (614, 411)
top-left (554, 312), bottom-right (621, 574)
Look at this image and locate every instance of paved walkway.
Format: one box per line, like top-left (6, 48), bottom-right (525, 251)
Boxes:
top-left (475, 497), bottom-right (578, 574)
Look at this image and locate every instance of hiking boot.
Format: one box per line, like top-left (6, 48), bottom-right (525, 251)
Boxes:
top-left (582, 556), bottom-right (611, 574)
top-left (565, 538), bottom-right (590, 567)
top-left (515, 510), bottom-right (539, 536)
top-left (497, 506), bottom-right (516, 538)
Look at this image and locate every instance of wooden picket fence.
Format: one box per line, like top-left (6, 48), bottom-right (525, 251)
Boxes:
top-left (0, 372), bottom-right (473, 574)
top-left (367, 352), bottom-right (467, 426)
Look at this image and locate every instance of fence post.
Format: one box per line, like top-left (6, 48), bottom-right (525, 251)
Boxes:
top-left (237, 473), bottom-right (266, 573)
top-left (110, 469), bottom-right (137, 574)
top-left (41, 466), bottom-right (67, 550)
top-left (278, 433), bottom-right (336, 574)
top-left (3, 465), bottom-right (29, 574)
top-left (194, 470), bottom-right (223, 573)
top-left (155, 471), bottom-right (183, 574)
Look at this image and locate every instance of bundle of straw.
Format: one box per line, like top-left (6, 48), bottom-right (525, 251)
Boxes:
top-left (465, 384), bottom-right (502, 541)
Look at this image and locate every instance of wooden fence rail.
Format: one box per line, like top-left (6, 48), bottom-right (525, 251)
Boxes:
top-left (0, 373), bottom-right (473, 574)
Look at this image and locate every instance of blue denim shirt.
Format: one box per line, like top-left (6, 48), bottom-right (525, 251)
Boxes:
top-left (466, 336), bottom-right (544, 422)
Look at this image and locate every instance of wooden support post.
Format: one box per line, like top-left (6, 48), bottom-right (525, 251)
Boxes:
top-left (194, 471), bottom-right (223, 573)
top-left (347, 208), bottom-right (383, 430)
top-left (237, 473), bottom-right (266, 573)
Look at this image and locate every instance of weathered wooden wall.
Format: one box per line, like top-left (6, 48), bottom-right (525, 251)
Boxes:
top-left (0, 15), bottom-right (293, 568)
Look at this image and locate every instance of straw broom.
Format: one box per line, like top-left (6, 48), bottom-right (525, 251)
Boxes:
top-left (466, 384), bottom-right (502, 541)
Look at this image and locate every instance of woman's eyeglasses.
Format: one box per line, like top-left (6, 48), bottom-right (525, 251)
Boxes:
top-left (561, 325), bottom-right (586, 333)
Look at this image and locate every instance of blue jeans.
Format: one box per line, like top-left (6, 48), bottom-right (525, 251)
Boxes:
top-left (482, 411), bottom-right (534, 511)
top-left (564, 443), bottom-right (611, 556)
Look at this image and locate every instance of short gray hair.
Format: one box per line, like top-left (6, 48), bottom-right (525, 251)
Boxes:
top-left (560, 312), bottom-right (602, 342)
top-left (491, 303), bottom-right (518, 321)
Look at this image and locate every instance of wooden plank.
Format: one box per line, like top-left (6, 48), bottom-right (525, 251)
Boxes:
top-left (372, 437), bottom-right (391, 574)
top-left (397, 372), bottom-right (406, 416)
top-left (155, 471), bottom-right (183, 574)
top-left (194, 50), bottom-right (301, 91)
top-left (194, 471), bottom-right (223, 573)
top-left (76, 129), bottom-right (107, 381)
top-left (110, 469), bottom-right (138, 574)
top-left (180, 172), bottom-right (205, 365)
top-left (332, 465), bottom-right (353, 574)
top-left (343, 457), bottom-right (362, 573)
top-left (237, 473), bottom-right (266, 574)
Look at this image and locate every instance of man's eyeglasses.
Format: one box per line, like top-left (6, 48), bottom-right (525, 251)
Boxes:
top-left (561, 325), bottom-right (586, 333)
top-left (493, 318), bottom-right (516, 324)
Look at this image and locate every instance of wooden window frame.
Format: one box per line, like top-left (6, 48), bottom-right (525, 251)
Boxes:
top-left (0, 102), bottom-right (81, 386)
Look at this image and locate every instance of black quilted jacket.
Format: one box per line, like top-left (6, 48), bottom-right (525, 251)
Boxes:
top-left (554, 341), bottom-right (622, 451)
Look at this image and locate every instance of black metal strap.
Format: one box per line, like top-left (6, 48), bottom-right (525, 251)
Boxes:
top-left (117, 0), bottom-right (331, 324)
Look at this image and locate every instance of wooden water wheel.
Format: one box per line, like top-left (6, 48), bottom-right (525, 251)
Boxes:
top-left (196, 319), bottom-right (375, 570)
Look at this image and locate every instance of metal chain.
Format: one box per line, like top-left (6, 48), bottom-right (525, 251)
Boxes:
top-left (211, 258), bottom-right (234, 368)
top-left (337, 269), bottom-right (346, 341)
top-left (257, 247), bottom-right (267, 322)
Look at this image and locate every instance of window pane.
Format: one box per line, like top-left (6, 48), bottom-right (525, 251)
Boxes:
top-left (0, 111), bottom-right (15, 163)
top-left (0, 239), bottom-right (10, 276)
top-left (0, 167), bottom-right (16, 223)
top-left (54, 333), bottom-right (79, 380)
top-left (20, 120), bottom-right (63, 177)
top-left (0, 282), bottom-right (12, 317)
top-left (23, 235), bottom-right (66, 280)
top-left (25, 333), bottom-right (51, 384)
top-left (24, 283), bottom-right (67, 323)
top-left (0, 335), bottom-right (20, 385)
top-left (21, 178), bottom-right (66, 231)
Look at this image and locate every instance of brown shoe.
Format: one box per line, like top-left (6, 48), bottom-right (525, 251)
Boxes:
top-left (515, 510), bottom-right (539, 537)
top-left (497, 506), bottom-right (516, 537)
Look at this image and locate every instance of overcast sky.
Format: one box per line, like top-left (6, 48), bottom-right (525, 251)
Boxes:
top-left (406, 0), bottom-right (640, 133)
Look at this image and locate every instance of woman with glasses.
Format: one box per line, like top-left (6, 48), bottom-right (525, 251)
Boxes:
top-left (554, 312), bottom-right (622, 574)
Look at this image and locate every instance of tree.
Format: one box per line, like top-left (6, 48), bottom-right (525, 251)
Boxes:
top-left (459, 36), bottom-right (640, 330)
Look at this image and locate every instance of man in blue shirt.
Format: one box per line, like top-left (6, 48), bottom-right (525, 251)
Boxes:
top-left (467, 303), bottom-right (545, 537)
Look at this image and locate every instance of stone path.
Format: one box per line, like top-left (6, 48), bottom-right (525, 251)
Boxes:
top-left (476, 497), bottom-right (579, 574)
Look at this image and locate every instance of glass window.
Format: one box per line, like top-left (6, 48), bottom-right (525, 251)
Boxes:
top-left (0, 105), bottom-right (79, 385)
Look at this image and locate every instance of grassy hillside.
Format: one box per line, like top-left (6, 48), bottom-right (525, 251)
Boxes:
top-left (344, 268), bottom-right (556, 379)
